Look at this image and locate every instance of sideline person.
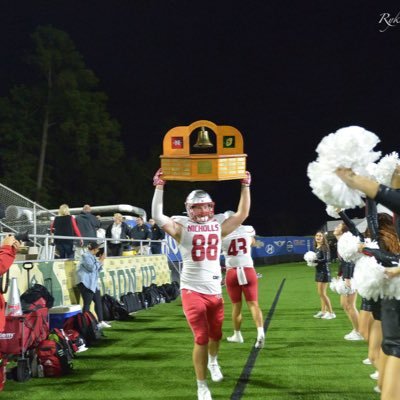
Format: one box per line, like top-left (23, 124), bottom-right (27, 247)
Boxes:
top-left (51, 204), bottom-right (83, 259)
top-left (0, 234), bottom-right (20, 391)
top-left (76, 241), bottom-right (111, 329)
top-left (312, 231), bottom-right (335, 320)
top-left (337, 165), bottom-right (400, 399)
top-left (221, 218), bottom-right (264, 348)
top-left (0, 235), bottom-right (20, 331)
top-left (151, 168), bottom-right (251, 400)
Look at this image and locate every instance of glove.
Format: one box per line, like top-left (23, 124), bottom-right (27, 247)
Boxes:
top-left (241, 171), bottom-right (251, 186)
top-left (153, 168), bottom-right (166, 187)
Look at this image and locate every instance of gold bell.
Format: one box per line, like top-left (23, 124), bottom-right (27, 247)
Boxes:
top-left (194, 127), bottom-right (213, 148)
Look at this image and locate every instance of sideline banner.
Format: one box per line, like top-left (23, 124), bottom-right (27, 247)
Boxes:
top-left (252, 236), bottom-right (313, 258)
top-left (9, 255), bottom-right (171, 306)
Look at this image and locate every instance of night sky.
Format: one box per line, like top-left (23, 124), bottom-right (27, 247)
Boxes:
top-left (1, 1), bottom-right (399, 236)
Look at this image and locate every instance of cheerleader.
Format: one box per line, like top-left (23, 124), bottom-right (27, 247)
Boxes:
top-left (313, 231), bottom-right (335, 319)
top-left (337, 166), bottom-right (400, 399)
top-left (333, 220), bottom-right (363, 340)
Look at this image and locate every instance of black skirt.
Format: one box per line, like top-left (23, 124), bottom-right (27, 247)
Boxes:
top-left (315, 271), bottom-right (331, 283)
top-left (381, 298), bottom-right (400, 358)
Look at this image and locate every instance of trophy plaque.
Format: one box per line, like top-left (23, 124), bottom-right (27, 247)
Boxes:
top-left (160, 120), bottom-right (247, 181)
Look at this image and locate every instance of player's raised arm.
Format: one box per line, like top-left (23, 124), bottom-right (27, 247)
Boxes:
top-left (221, 171), bottom-right (251, 237)
top-left (151, 168), bottom-right (182, 242)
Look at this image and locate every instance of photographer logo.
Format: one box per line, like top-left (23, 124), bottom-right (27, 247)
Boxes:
top-left (379, 12), bottom-right (400, 32)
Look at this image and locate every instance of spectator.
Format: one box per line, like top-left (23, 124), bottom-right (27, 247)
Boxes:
top-left (148, 218), bottom-right (165, 254)
top-left (131, 217), bottom-right (151, 255)
top-left (0, 234), bottom-right (20, 391)
top-left (96, 215), bottom-right (106, 256)
top-left (105, 213), bottom-right (131, 256)
top-left (76, 242), bottom-right (111, 329)
top-left (0, 235), bottom-right (20, 330)
top-left (51, 204), bottom-right (82, 259)
top-left (75, 204), bottom-right (101, 258)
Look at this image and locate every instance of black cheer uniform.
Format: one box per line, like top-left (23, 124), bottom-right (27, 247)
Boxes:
top-left (315, 247), bottom-right (331, 283)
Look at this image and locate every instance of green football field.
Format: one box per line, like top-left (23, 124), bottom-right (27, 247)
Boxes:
top-left (5, 262), bottom-right (379, 399)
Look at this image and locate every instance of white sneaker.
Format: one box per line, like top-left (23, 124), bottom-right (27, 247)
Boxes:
top-left (255, 336), bottom-right (265, 349)
top-left (313, 311), bottom-right (326, 318)
top-left (98, 321), bottom-right (112, 329)
top-left (227, 333), bottom-right (244, 343)
top-left (321, 312), bottom-right (336, 320)
top-left (197, 386), bottom-right (212, 400)
top-left (344, 330), bottom-right (364, 341)
top-left (370, 370), bottom-right (379, 380)
top-left (373, 385), bottom-right (381, 393)
top-left (207, 362), bottom-right (223, 382)
top-left (362, 358), bottom-right (372, 365)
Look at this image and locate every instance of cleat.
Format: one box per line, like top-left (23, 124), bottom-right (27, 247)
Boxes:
top-left (207, 362), bottom-right (223, 382)
top-left (197, 386), bottom-right (212, 400)
top-left (373, 385), bottom-right (381, 393)
top-left (362, 358), bottom-right (372, 365)
top-left (255, 336), bottom-right (265, 349)
top-left (370, 371), bottom-right (379, 380)
top-left (344, 330), bottom-right (364, 341)
top-left (313, 311), bottom-right (326, 318)
top-left (227, 333), bottom-right (244, 343)
top-left (321, 312), bottom-right (336, 320)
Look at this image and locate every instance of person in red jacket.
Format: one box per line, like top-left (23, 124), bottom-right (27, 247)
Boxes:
top-left (0, 234), bottom-right (20, 332)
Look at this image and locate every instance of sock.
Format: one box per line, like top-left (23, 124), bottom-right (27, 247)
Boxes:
top-left (234, 330), bottom-right (241, 337)
top-left (257, 327), bottom-right (264, 339)
top-left (208, 354), bottom-right (217, 364)
top-left (197, 380), bottom-right (207, 389)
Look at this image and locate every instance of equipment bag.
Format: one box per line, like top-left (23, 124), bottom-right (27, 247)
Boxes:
top-left (0, 308), bottom-right (49, 356)
top-left (20, 284), bottom-right (54, 311)
top-left (120, 292), bottom-right (143, 313)
top-left (36, 339), bottom-right (72, 377)
top-left (64, 329), bottom-right (86, 353)
top-left (63, 311), bottom-right (101, 346)
top-left (101, 294), bottom-right (130, 321)
top-left (163, 281), bottom-right (180, 301)
top-left (49, 328), bottom-right (74, 362)
top-left (142, 284), bottom-right (161, 307)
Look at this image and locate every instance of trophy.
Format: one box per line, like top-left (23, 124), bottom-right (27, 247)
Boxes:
top-left (160, 120), bottom-right (247, 181)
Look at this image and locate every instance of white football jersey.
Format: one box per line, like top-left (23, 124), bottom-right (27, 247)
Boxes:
top-left (172, 214), bottom-right (225, 294)
top-left (221, 225), bottom-right (255, 268)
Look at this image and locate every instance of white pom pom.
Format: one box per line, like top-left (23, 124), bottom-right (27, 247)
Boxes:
top-left (337, 232), bottom-right (363, 262)
top-left (364, 238), bottom-right (380, 249)
top-left (353, 256), bottom-right (386, 301)
top-left (336, 278), bottom-right (356, 295)
top-left (304, 251), bottom-right (317, 267)
top-left (329, 277), bottom-right (339, 293)
top-left (308, 126), bottom-right (381, 209)
top-left (368, 152), bottom-right (399, 186)
top-left (385, 275), bottom-right (400, 300)
top-left (326, 205), bottom-right (342, 219)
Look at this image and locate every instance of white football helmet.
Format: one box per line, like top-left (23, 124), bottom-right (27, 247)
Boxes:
top-left (185, 190), bottom-right (215, 223)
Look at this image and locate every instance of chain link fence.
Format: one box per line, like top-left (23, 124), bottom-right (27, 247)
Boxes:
top-left (0, 183), bottom-right (55, 245)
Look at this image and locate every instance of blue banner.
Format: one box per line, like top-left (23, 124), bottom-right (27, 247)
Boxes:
top-left (163, 234), bottom-right (313, 262)
top-left (252, 236), bottom-right (313, 258)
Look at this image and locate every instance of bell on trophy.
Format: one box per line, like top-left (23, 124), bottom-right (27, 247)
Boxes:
top-left (194, 127), bottom-right (213, 148)
top-left (160, 120), bottom-right (247, 182)
top-left (6, 277), bottom-right (22, 316)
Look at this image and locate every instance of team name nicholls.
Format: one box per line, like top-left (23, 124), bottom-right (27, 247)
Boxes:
top-left (188, 224), bottom-right (219, 232)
